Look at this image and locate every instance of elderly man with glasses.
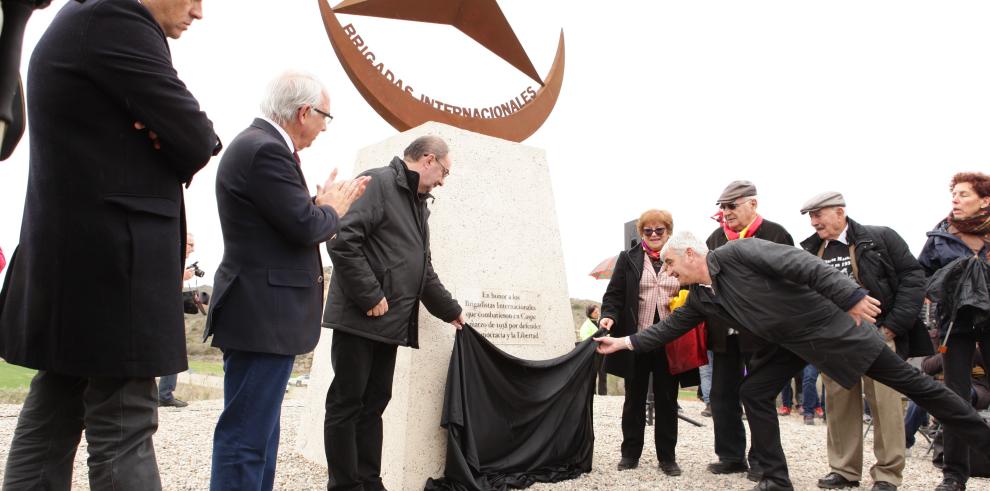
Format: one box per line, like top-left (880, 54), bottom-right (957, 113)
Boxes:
top-left (204, 70), bottom-right (368, 489)
top-left (703, 180), bottom-right (795, 482)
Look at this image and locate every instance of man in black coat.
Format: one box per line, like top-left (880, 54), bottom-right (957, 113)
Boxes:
top-left (705, 180), bottom-right (794, 481)
top-left (323, 135), bottom-right (464, 491)
top-left (596, 232), bottom-right (990, 491)
top-left (0, 1), bottom-right (221, 488)
top-left (204, 71), bottom-right (368, 490)
top-left (799, 191), bottom-right (930, 491)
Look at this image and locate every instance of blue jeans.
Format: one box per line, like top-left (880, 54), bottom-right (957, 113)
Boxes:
top-left (210, 349), bottom-right (295, 491)
top-left (780, 364), bottom-right (820, 416)
top-left (158, 373), bottom-right (177, 402)
top-left (904, 400), bottom-right (930, 448)
top-left (699, 350), bottom-right (714, 404)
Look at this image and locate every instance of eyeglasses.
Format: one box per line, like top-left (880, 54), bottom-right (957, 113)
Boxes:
top-left (642, 227), bottom-right (667, 237)
top-left (311, 107), bottom-right (334, 125)
top-left (432, 155), bottom-right (450, 178)
top-left (719, 199), bottom-right (752, 211)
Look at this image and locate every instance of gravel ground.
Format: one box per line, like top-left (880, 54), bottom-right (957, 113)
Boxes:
top-left (0, 396), bottom-right (984, 490)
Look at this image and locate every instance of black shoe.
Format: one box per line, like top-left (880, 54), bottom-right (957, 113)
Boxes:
top-left (750, 479), bottom-right (795, 491)
top-left (701, 403), bottom-right (712, 417)
top-left (817, 472), bottom-right (860, 489)
top-left (159, 397), bottom-right (188, 408)
top-left (659, 461), bottom-right (682, 476)
top-left (616, 457), bottom-right (639, 471)
top-left (748, 468), bottom-right (764, 482)
top-left (707, 461), bottom-right (749, 475)
top-left (872, 482), bottom-right (896, 491)
top-left (934, 478), bottom-right (965, 491)
top-left (804, 414), bottom-right (815, 425)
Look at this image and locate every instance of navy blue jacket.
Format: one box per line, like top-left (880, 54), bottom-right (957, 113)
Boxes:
top-left (205, 119), bottom-right (339, 355)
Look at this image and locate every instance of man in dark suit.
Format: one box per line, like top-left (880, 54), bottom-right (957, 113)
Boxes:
top-left (205, 70), bottom-right (369, 490)
top-left (323, 135), bottom-right (464, 491)
top-left (0, 1), bottom-right (220, 488)
top-left (596, 232), bottom-right (990, 491)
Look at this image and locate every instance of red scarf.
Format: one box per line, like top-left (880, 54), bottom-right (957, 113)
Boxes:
top-left (711, 211), bottom-right (764, 240)
top-left (641, 240), bottom-right (662, 261)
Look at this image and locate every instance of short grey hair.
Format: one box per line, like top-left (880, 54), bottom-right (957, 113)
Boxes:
top-left (660, 231), bottom-right (709, 259)
top-left (260, 70), bottom-right (326, 126)
top-left (403, 135), bottom-right (449, 161)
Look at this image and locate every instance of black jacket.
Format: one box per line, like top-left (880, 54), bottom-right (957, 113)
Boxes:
top-left (0, 0), bottom-right (220, 377)
top-left (631, 239), bottom-right (884, 389)
top-left (599, 244), bottom-right (699, 385)
top-left (800, 218), bottom-right (931, 359)
top-left (598, 244), bottom-right (644, 378)
top-left (323, 157), bottom-right (461, 347)
top-left (926, 255), bottom-right (990, 335)
top-left (204, 119), bottom-right (339, 355)
top-left (705, 219), bottom-right (793, 353)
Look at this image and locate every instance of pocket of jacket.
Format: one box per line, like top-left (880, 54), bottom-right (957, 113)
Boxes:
top-left (103, 194), bottom-right (179, 217)
top-left (268, 268), bottom-right (315, 288)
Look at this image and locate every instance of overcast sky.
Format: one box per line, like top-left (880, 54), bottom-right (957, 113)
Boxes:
top-left (1, 0), bottom-right (989, 303)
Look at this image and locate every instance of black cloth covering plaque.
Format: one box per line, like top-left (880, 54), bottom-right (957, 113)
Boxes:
top-left (424, 325), bottom-right (598, 490)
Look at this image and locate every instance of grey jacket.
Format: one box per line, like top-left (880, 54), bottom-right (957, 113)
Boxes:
top-left (631, 239), bottom-right (885, 389)
top-left (323, 157), bottom-right (461, 348)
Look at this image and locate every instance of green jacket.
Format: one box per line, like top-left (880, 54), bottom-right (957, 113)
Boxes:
top-left (579, 318), bottom-right (598, 340)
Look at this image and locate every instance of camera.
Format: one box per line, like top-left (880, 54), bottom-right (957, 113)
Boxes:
top-left (187, 261), bottom-right (205, 278)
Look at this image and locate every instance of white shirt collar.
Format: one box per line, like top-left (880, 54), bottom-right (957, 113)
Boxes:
top-left (825, 225), bottom-right (850, 247)
top-left (259, 116), bottom-right (295, 153)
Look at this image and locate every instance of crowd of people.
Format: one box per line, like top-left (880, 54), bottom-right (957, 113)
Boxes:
top-left (0, 1), bottom-right (987, 491)
top-left (594, 175), bottom-right (990, 491)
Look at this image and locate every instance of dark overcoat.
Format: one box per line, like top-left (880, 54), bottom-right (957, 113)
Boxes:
top-left (800, 217), bottom-right (932, 359)
top-left (0, 0), bottom-right (220, 377)
top-left (322, 157), bottom-right (461, 348)
top-left (632, 239), bottom-right (887, 389)
top-left (599, 244), bottom-right (700, 386)
top-left (204, 119), bottom-right (339, 355)
top-left (705, 219), bottom-right (793, 353)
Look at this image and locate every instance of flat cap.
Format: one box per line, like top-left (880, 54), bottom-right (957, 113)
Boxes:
top-left (800, 191), bottom-right (846, 214)
top-left (716, 180), bottom-right (757, 204)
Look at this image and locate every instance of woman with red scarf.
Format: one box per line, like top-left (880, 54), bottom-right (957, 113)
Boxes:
top-left (919, 171), bottom-right (990, 491)
top-left (599, 209), bottom-right (700, 478)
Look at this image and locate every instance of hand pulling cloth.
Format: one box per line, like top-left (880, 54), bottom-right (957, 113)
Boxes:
top-left (424, 324), bottom-right (598, 490)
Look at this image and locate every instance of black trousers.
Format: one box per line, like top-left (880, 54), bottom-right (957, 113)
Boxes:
top-left (620, 348), bottom-right (679, 462)
top-left (3, 371), bottom-right (161, 491)
top-left (595, 360), bottom-right (609, 396)
top-left (742, 343), bottom-right (990, 488)
top-left (324, 330), bottom-right (398, 491)
top-left (942, 328), bottom-right (990, 484)
top-left (710, 335), bottom-right (760, 470)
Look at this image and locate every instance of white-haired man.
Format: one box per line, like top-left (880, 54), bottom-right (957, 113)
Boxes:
top-left (595, 232), bottom-right (990, 491)
top-left (205, 71), bottom-right (369, 490)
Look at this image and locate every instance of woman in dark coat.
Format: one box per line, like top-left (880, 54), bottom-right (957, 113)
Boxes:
top-left (599, 209), bottom-right (699, 477)
top-left (918, 171), bottom-right (990, 491)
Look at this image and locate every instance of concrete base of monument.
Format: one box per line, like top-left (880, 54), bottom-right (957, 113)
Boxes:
top-left (297, 122), bottom-right (576, 490)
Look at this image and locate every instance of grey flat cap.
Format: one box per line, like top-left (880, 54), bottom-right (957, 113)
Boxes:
top-left (800, 191), bottom-right (846, 214)
top-left (716, 180), bottom-right (757, 204)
